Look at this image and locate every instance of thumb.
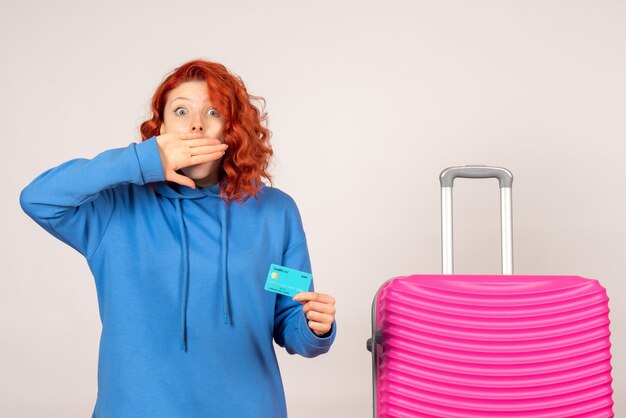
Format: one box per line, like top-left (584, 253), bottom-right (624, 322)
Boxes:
top-left (169, 172), bottom-right (197, 189)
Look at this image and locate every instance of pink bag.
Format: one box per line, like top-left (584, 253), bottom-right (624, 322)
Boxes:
top-left (366, 166), bottom-right (614, 417)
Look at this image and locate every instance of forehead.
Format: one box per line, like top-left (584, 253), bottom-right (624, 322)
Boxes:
top-left (167, 80), bottom-right (211, 103)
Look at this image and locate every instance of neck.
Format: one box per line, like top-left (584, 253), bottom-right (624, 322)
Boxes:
top-left (194, 173), bottom-right (219, 188)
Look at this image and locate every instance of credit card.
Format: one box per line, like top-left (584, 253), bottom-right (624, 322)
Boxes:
top-left (264, 263), bottom-right (312, 297)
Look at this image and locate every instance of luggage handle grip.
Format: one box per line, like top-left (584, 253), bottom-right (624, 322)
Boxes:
top-left (439, 165), bottom-right (514, 275)
top-left (440, 165), bottom-right (513, 188)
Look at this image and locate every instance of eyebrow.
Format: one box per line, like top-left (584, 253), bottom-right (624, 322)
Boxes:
top-left (171, 96), bottom-right (212, 105)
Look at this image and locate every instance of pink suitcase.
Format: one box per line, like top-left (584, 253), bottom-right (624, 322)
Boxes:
top-left (366, 166), bottom-right (614, 417)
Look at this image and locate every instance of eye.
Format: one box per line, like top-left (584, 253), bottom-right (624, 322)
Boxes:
top-left (208, 108), bottom-right (220, 117)
top-left (174, 107), bottom-right (187, 116)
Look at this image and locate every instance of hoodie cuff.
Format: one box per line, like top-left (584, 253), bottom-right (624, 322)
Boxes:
top-left (299, 310), bottom-right (337, 348)
top-left (134, 136), bottom-right (165, 184)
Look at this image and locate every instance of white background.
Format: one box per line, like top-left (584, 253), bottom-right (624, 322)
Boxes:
top-left (2, 0), bottom-right (624, 416)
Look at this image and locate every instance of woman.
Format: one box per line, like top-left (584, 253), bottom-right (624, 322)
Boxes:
top-left (19, 59), bottom-right (337, 418)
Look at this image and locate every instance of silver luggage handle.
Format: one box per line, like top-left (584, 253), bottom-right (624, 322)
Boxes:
top-left (439, 165), bottom-right (514, 275)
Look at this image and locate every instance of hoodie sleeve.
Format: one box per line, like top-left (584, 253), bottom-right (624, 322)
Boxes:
top-left (19, 136), bottom-right (165, 260)
top-left (272, 198), bottom-right (337, 358)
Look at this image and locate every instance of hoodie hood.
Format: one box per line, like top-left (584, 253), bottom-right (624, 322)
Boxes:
top-left (154, 180), bottom-right (230, 352)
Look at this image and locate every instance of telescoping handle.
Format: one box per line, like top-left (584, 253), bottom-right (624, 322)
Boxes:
top-left (439, 165), bottom-right (514, 275)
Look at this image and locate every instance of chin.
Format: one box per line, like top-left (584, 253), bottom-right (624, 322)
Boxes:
top-left (181, 163), bottom-right (210, 178)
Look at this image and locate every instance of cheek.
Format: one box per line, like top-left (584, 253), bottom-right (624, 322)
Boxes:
top-left (210, 121), bottom-right (225, 138)
top-left (160, 118), bottom-right (174, 133)
top-left (162, 113), bottom-right (186, 130)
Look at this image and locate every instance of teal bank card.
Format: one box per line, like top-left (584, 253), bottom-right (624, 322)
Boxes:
top-left (264, 264), bottom-right (312, 297)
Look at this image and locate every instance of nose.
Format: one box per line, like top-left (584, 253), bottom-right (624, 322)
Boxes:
top-left (190, 113), bottom-right (205, 133)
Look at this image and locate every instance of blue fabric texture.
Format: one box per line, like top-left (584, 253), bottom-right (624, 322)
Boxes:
top-left (20, 136), bottom-right (337, 417)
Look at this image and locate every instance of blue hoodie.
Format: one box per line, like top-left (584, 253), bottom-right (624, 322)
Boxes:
top-left (19, 135), bottom-right (337, 418)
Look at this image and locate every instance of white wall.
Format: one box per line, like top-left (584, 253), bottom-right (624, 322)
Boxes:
top-left (2, 0), bottom-right (624, 416)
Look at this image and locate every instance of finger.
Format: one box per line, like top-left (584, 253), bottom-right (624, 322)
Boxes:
top-left (178, 132), bottom-right (205, 140)
top-left (305, 310), bottom-right (334, 323)
top-left (294, 292), bottom-right (327, 302)
top-left (302, 301), bottom-right (336, 315)
top-left (184, 138), bottom-right (222, 147)
top-left (189, 151), bottom-right (226, 164)
top-left (169, 172), bottom-right (196, 189)
top-left (307, 320), bottom-right (331, 334)
top-left (293, 292), bottom-right (335, 305)
top-left (189, 144), bottom-right (228, 156)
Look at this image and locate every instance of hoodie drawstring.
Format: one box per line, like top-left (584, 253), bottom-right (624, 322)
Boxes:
top-left (172, 189), bottom-right (230, 352)
top-left (220, 202), bottom-right (231, 325)
top-left (175, 199), bottom-right (190, 351)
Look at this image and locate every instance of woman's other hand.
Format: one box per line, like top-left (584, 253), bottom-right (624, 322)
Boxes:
top-left (155, 132), bottom-right (228, 189)
top-left (293, 292), bottom-right (336, 336)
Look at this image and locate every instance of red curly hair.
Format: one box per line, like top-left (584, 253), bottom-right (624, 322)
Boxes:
top-left (140, 59), bottom-right (273, 203)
